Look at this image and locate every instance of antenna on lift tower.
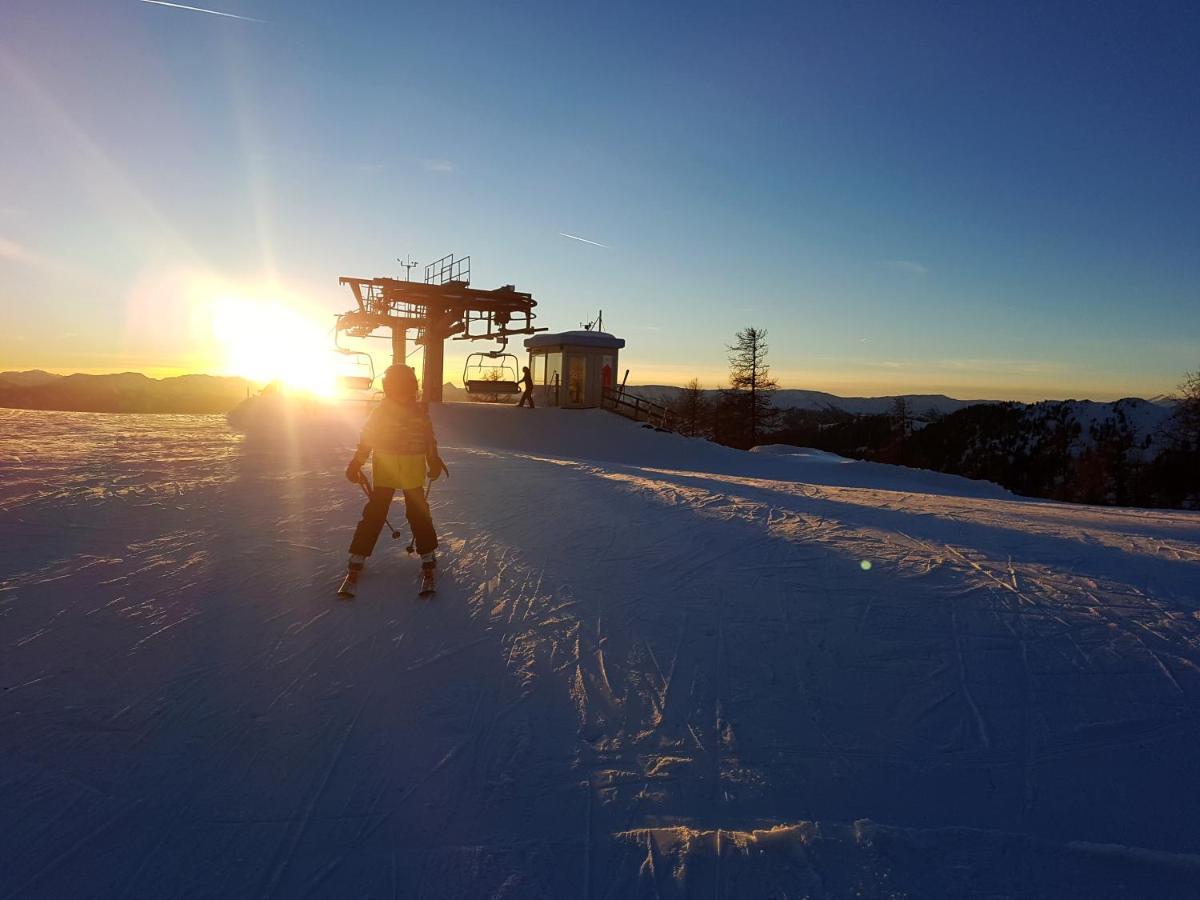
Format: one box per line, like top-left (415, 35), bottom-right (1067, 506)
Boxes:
top-left (581, 309), bottom-right (604, 332)
top-left (396, 254), bottom-right (419, 281)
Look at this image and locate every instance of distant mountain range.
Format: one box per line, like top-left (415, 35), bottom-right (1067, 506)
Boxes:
top-left (631, 384), bottom-right (991, 417)
top-left (629, 384), bottom-right (1176, 417)
top-left (1, 370), bottom-right (1177, 417)
top-left (0, 371), bottom-right (254, 414)
top-left (0, 369), bottom-right (63, 388)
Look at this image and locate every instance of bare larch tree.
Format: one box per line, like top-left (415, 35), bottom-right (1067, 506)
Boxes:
top-left (724, 327), bottom-right (778, 448)
top-left (672, 378), bottom-right (711, 438)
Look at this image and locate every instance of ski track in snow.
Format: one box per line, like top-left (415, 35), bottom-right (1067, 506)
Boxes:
top-left (1, 405), bottom-right (1199, 897)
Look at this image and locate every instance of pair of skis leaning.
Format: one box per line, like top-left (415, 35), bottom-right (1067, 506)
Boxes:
top-left (337, 475), bottom-right (436, 600)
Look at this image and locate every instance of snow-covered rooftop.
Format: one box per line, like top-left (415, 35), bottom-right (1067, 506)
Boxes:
top-left (524, 329), bottom-right (625, 350)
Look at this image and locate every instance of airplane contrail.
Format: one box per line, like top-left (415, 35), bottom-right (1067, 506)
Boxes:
top-left (559, 232), bottom-right (609, 248)
top-left (137, 0), bottom-right (265, 23)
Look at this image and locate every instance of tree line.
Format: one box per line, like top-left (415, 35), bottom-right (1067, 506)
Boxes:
top-left (670, 331), bottom-right (1200, 509)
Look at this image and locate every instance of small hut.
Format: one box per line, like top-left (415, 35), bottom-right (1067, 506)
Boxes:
top-left (524, 331), bottom-right (625, 408)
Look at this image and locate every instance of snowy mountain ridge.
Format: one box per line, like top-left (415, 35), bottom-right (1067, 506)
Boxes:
top-left (0, 369), bottom-right (62, 387)
top-left (0, 370), bottom-right (253, 413)
top-left (633, 383), bottom-right (1178, 418)
top-left (1026, 397), bottom-right (1175, 459)
top-left (632, 383), bottom-right (992, 416)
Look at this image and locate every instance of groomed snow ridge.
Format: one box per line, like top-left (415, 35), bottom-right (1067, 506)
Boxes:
top-left (2, 401), bottom-right (1199, 897)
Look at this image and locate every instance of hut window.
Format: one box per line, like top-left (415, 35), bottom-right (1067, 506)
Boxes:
top-left (543, 352), bottom-right (562, 389)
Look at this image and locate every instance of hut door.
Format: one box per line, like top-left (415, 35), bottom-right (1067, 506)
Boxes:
top-left (543, 352), bottom-right (562, 406)
top-left (567, 356), bottom-right (586, 405)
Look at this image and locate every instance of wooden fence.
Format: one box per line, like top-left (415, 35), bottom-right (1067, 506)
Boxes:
top-left (601, 386), bottom-right (677, 432)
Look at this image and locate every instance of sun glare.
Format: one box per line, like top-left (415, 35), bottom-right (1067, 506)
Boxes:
top-left (207, 293), bottom-right (342, 397)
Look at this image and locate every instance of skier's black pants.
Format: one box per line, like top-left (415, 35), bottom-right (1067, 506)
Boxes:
top-left (349, 486), bottom-right (437, 557)
top-left (517, 388), bottom-right (535, 408)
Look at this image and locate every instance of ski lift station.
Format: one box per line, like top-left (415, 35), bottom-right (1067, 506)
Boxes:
top-left (336, 254), bottom-right (543, 403)
top-left (335, 254), bottom-right (627, 410)
top-left (524, 330), bottom-right (625, 408)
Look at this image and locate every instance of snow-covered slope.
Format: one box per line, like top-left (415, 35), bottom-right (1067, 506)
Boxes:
top-left (2, 403), bottom-right (1199, 897)
top-left (1029, 397), bottom-right (1177, 458)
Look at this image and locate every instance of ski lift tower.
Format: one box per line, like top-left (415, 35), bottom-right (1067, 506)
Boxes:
top-left (336, 254), bottom-right (545, 403)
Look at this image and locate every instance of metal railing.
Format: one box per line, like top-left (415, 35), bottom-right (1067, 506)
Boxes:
top-left (602, 386), bottom-right (676, 432)
top-left (424, 253), bottom-right (470, 285)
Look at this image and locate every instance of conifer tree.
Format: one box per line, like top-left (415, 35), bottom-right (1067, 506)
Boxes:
top-left (1176, 369), bottom-right (1200, 449)
top-left (724, 327), bottom-right (778, 448)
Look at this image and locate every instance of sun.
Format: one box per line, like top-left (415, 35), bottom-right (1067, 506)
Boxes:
top-left (206, 293), bottom-right (344, 397)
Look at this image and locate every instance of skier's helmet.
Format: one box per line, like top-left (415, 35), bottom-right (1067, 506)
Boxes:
top-left (381, 364), bottom-right (418, 400)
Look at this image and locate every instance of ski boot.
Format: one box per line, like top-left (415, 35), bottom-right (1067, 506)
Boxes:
top-left (418, 552), bottom-right (437, 598)
top-left (337, 554), bottom-right (366, 599)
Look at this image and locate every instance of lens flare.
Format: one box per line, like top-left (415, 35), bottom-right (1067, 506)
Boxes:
top-left (207, 294), bottom-right (339, 397)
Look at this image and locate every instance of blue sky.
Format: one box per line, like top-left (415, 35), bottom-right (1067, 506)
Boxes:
top-left (1, 0), bottom-right (1197, 400)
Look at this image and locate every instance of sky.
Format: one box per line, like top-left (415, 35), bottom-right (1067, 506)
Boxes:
top-left (1, 0), bottom-right (1198, 401)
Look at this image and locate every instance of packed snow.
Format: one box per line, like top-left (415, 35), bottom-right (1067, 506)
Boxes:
top-left (2, 402), bottom-right (1199, 897)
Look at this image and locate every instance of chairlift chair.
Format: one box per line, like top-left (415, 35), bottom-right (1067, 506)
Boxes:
top-left (464, 350), bottom-right (521, 396)
top-left (333, 322), bottom-right (376, 392)
top-left (335, 351), bottom-right (375, 392)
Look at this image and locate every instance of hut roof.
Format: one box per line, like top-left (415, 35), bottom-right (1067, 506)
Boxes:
top-left (524, 330), bottom-right (625, 351)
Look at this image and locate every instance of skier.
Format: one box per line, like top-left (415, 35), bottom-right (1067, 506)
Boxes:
top-left (340, 365), bottom-right (449, 597)
top-left (517, 365), bottom-right (535, 408)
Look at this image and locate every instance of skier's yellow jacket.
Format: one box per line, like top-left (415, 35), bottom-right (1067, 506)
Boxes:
top-left (353, 397), bottom-right (438, 490)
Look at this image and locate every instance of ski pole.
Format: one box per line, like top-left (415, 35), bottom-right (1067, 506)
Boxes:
top-left (404, 477), bottom-right (434, 555)
top-left (358, 473), bottom-right (403, 539)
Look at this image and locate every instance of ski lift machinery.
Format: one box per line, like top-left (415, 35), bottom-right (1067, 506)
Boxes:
top-left (335, 254), bottom-right (546, 403)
